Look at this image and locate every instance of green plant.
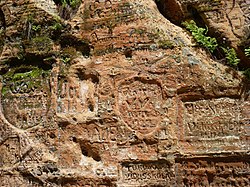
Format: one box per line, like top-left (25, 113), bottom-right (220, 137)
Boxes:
top-left (182, 20), bottom-right (218, 52)
top-left (12, 68), bottom-right (42, 81)
top-left (32, 25), bottom-right (41, 32)
top-left (61, 56), bottom-right (71, 64)
top-left (1, 66), bottom-right (51, 96)
top-left (61, 0), bottom-right (81, 9)
top-left (1, 86), bottom-right (8, 96)
top-left (245, 47), bottom-right (250, 57)
top-left (50, 22), bottom-right (63, 31)
top-left (3, 66), bottom-right (49, 82)
top-left (243, 68), bottom-right (250, 79)
top-left (69, 0), bottom-right (80, 8)
top-left (221, 47), bottom-right (240, 66)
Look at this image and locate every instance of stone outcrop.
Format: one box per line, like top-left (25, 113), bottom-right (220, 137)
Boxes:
top-left (156, 0), bottom-right (250, 67)
top-left (0, 0), bottom-right (249, 186)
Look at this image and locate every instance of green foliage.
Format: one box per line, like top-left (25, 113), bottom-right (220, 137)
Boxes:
top-left (61, 0), bottom-right (81, 9)
top-left (50, 22), bottom-right (63, 31)
top-left (1, 86), bottom-right (8, 96)
top-left (1, 66), bottom-right (50, 96)
top-left (221, 47), bottom-right (240, 66)
top-left (61, 56), bottom-right (71, 64)
top-left (12, 68), bottom-right (42, 81)
top-left (245, 47), bottom-right (250, 57)
top-left (69, 0), bottom-right (81, 8)
top-left (31, 25), bottom-right (41, 32)
top-left (182, 20), bottom-right (218, 52)
top-left (3, 66), bottom-right (49, 82)
top-left (243, 68), bottom-right (250, 79)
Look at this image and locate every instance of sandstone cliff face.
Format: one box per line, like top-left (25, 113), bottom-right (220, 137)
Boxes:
top-left (157, 0), bottom-right (250, 66)
top-left (0, 0), bottom-right (249, 186)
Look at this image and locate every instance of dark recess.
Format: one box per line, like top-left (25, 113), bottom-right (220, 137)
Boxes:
top-left (0, 9), bottom-right (6, 30)
top-left (0, 55), bottom-right (53, 76)
top-left (60, 35), bottom-right (91, 57)
top-left (124, 48), bottom-right (132, 58)
top-left (52, 0), bottom-right (81, 20)
top-left (0, 9), bottom-right (6, 55)
top-left (76, 68), bottom-right (99, 83)
top-left (20, 172), bottom-right (44, 186)
top-left (80, 142), bottom-right (101, 162)
top-left (155, 0), bottom-right (184, 25)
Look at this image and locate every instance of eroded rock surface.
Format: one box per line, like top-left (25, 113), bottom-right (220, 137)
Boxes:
top-left (156, 0), bottom-right (250, 66)
top-left (0, 0), bottom-right (249, 186)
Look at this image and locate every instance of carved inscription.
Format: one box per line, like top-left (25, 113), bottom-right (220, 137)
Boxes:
top-left (1, 76), bottom-right (53, 129)
top-left (57, 80), bottom-right (96, 114)
top-left (176, 157), bottom-right (250, 186)
top-left (75, 122), bottom-right (132, 144)
top-left (181, 98), bottom-right (249, 152)
top-left (88, 1), bottom-right (135, 22)
top-left (84, 1), bottom-right (149, 56)
top-left (183, 98), bottom-right (245, 139)
top-left (118, 77), bottom-right (166, 134)
top-left (121, 161), bottom-right (173, 186)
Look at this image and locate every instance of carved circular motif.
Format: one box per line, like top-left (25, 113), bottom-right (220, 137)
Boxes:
top-left (117, 77), bottom-right (165, 134)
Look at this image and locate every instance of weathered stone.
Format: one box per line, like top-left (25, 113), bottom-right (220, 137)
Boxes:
top-left (0, 0), bottom-right (249, 186)
top-left (156, 0), bottom-right (250, 66)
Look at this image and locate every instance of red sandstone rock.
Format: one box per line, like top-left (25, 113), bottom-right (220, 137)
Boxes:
top-left (0, 0), bottom-right (249, 186)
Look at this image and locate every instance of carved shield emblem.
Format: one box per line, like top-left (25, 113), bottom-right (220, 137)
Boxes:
top-left (117, 77), bottom-right (165, 134)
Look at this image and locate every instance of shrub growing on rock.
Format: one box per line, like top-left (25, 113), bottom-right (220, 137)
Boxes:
top-left (182, 20), bottom-right (218, 53)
